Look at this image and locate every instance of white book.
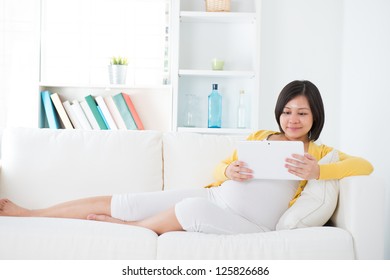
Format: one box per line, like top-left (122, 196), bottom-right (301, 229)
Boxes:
top-left (95, 96), bottom-right (118, 130)
top-left (80, 100), bottom-right (100, 130)
top-left (71, 100), bottom-right (92, 130)
top-left (103, 95), bottom-right (127, 130)
top-left (50, 93), bottom-right (74, 129)
top-left (63, 100), bottom-right (82, 129)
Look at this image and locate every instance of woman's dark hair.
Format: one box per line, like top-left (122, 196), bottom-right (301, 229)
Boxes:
top-left (274, 80), bottom-right (325, 141)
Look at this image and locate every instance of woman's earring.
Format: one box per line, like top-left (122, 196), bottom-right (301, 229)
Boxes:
top-left (308, 131), bottom-right (312, 140)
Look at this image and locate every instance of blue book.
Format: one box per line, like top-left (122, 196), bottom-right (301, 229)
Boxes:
top-left (97, 105), bottom-right (110, 129)
top-left (41, 90), bottom-right (60, 129)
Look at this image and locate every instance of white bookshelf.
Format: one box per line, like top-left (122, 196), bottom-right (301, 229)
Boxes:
top-left (171, 0), bottom-right (261, 134)
top-left (180, 11), bottom-right (256, 23)
top-left (179, 69), bottom-right (255, 78)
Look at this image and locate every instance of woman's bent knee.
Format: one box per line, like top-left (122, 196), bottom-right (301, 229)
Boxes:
top-left (175, 197), bottom-right (232, 233)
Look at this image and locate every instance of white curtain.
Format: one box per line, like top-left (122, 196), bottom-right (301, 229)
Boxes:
top-left (0, 0), bottom-right (40, 128)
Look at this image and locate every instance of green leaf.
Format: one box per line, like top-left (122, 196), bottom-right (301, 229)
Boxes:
top-left (110, 56), bottom-right (128, 65)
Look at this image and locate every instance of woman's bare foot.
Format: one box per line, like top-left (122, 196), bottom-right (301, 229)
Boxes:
top-left (0, 199), bottom-right (32, 217)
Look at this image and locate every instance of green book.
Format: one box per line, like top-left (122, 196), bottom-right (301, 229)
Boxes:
top-left (112, 93), bottom-right (137, 130)
top-left (84, 95), bottom-right (108, 130)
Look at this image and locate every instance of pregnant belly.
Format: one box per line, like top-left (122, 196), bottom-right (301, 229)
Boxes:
top-left (211, 179), bottom-right (299, 230)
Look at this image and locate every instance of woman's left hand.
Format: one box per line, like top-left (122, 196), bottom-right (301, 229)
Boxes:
top-left (285, 153), bottom-right (320, 180)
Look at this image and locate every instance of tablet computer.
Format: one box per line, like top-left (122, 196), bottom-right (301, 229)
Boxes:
top-left (236, 140), bottom-right (304, 180)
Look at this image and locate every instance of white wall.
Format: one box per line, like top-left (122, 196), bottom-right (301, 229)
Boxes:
top-left (340, 0), bottom-right (390, 259)
top-left (259, 0), bottom-right (343, 147)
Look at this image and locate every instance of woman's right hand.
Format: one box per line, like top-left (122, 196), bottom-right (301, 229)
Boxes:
top-left (225, 160), bottom-right (253, 182)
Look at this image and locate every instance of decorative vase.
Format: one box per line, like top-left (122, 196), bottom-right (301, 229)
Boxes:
top-left (108, 65), bottom-right (127, 84)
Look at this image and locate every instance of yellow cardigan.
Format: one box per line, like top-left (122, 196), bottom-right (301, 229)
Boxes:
top-left (206, 130), bottom-right (374, 206)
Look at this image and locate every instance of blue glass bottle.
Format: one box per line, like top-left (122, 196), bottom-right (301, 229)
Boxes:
top-left (208, 84), bottom-right (222, 128)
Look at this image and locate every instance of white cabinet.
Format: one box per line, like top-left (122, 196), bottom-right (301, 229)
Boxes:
top-left (171, 0), bottom-right (261, 134)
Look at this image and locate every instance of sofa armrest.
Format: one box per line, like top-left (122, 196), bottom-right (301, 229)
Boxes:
top-left (331, 175), bottom-right (385, 259)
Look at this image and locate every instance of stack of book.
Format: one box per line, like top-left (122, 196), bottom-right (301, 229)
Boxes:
top-left (40, 91), bottom-right (144, 130)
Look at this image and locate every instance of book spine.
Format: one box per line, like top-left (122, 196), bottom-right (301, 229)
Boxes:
top-left (112, 93), bottom-right (137, 130)
top-left (41, 90), bottom-right (60, 129)
top-left (71, 100), bottom-right (92, 130)
top-left (96, 106), bottom-right (110, 129)
top-left (103, 95), bottom-right (127, 130)
top-left (95, 96), bottom-right (118, 130)
top-left (39, 99), bottom-right (49, 129)
top-left (122, 93), bottom-right (144, 130)
top-left (63, 100), bottom-right (82, 129)
top-left (80, 100), bottom-right (100, 130)
top-left (84, 95), bottom-right (108, 130)
top-left (50, 93), bottom-right (74, 129)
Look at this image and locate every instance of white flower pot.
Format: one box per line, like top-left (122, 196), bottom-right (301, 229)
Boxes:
top-left (108, 65), bottom-right (127, 84)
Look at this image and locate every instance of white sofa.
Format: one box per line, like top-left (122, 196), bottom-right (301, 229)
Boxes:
top-left (0, 127), bottom-right (385, 259)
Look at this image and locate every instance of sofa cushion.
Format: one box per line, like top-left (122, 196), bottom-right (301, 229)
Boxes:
top-left (157, 227), bottom-right (354, 259)
top-left (0, 128), bottom-right (163, 208)
top-left (276, 150), bottom-right (340, 230)
top-left (0, 217), bottom-right (157, 259)
top-left (163, 132), bottom-right (237, 190)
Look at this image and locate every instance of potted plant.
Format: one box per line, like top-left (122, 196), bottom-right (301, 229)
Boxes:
top-left (108, 56), bottom-right (128, 84)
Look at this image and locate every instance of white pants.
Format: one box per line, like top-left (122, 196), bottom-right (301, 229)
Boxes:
top-left (111, 180), bottom-right (297, 234)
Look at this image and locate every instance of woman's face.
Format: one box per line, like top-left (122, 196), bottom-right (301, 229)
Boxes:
top-left (279, 95), bottom-right (313, 142)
